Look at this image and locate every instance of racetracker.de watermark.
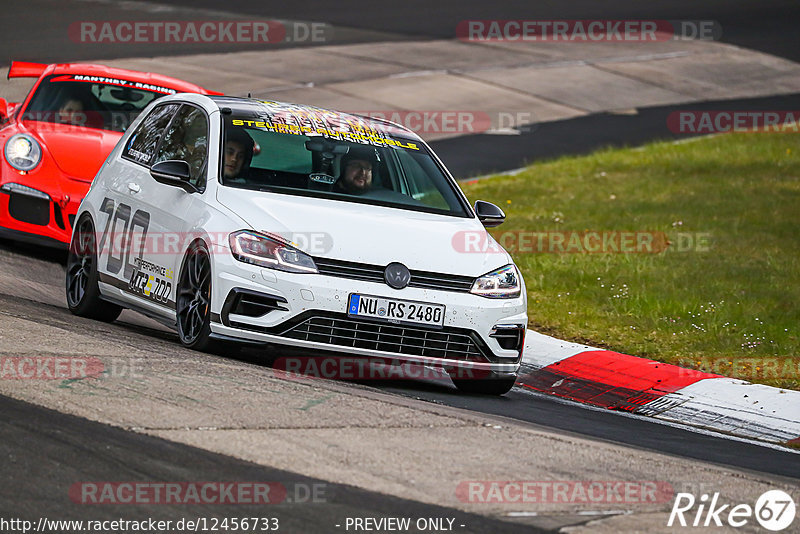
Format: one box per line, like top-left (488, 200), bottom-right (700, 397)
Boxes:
top-left (93, 231), bottom-right (333, 257)
top-left (69, 482), bottom-right (328, 505)
top-left (68, 20), bottom-right (331, 44)
top-left (457, 20), bottom-right (721, 42)
top-left (681, 357), bottom-right (800, 381)
top-left (0, 357), bottom-right (103, 380)
top-left (273, 357), bottom-right (491, 381)
top-left (668, 111), bottom-right (800, 134)
top-left (0, 356), bottom-right (143, 380)
top-left (346, 111), bottom-right (537, 135)
top-left (457, 480), bottom-right (674, 504)
top-left (452, 231), bottom-right (712, 254)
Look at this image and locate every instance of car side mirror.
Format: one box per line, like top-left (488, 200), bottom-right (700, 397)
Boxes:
top-left (474, 200), bottom-right (505, 228)
top-left (150, 160), bottom-right (198, 193)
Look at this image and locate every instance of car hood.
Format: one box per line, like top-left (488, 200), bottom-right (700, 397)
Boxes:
top-left (216, 187), bottom-right (510, 277)
top-left (26, 122), bottom-right (122, 182)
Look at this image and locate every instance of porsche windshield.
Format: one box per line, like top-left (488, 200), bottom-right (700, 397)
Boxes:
top-left (22, 74), bottom-right (174, 132)
top-left (220, 117), bottom-right (469, 217)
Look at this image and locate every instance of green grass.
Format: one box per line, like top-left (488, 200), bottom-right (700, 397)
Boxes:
top-left (460, 130), bottom-right (800, 390)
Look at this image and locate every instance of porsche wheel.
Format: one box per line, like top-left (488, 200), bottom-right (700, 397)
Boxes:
top-left (65, 215), bottom-right (123, 321)
top-left (176, 241), bottom-right (214, 350)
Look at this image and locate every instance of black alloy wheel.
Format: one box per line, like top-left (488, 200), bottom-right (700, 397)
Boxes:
top-left (65, 215), bottom-right (123, 321)
top-left (176, 241), bottom-right (213, 349)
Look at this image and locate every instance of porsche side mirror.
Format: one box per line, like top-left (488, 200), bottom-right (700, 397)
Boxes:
top-left (150, 160), bottom-right (198, 193)
top-left (474, 200), bottom-right (505, 228)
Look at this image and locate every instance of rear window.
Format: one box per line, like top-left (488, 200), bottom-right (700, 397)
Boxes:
top-left (219, 115), bottom-right (468, 217)
top-left (22, 74), bottom-right (178, 132)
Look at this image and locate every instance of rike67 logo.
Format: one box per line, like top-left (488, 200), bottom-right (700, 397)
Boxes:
top-left (668, 490), bottom-right (796, 531)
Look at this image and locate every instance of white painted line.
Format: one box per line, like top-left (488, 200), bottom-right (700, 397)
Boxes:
top-left (515, 386), bottom-right (800, 453)
top-left (642, 378), bottom-right (800, 443)
top-left (577, 510), bottom-right (632, 516)
top-left (389, 69), bottom-right (448, 79)
top-left (522, 329), bottom-right (596, 369)
top-left (484, 128), bottom-right (522, 136)
top-left (521, 329), bottom-right (800, 443)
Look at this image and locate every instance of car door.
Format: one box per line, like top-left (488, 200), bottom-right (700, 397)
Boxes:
top-left (95, 102), bottom-right (180, 313)
top-left (130, 104), bottom-right (211, 313)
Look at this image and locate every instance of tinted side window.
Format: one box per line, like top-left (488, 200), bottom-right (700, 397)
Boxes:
top-left (395, 149), bottom-right (456, 210)
top-left (154, 105), bottom-right (209, 187)
top-left (122, 103), bottom-right (180, 165)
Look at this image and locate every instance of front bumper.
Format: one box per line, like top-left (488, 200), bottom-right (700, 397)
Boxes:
top-left (0, 183), bottom-right (80, 247)
top-left (208, 251), bottom-right (527, 373)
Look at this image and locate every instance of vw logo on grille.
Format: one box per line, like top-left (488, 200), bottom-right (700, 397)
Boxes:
top-left (384, 262), bottom-right (411, 289)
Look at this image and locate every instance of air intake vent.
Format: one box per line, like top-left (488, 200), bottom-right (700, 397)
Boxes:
top-left (8, 194), bottom-right (49, 226)
top-left (221, 288), bottom-right (288, 326)
top-left (489, 325), bottom-right (526, 356)
top-left (280, 315), bottom-right (491, 362)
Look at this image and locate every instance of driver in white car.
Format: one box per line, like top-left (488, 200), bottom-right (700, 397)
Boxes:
top-left (223, 128), bottom-right (254, 182)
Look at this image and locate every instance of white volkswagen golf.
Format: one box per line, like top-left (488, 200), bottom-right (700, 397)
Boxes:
top-left (66, 94), bottom-right (527, 394)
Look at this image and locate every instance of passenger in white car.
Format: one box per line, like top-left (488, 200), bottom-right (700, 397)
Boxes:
top-left (334, 150), bottom-right (376, 195)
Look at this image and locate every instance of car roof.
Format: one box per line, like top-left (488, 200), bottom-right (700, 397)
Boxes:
top-left (208, 95), bottom-right (424, 142)
top-left (43, 62), bottom-right (220, 95)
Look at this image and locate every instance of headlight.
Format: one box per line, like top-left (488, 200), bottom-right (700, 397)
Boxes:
top-left (229, 230), bottom-right (318, 274)
top-left (471, 264), bottom-right (521, 299)
top-left (4, 134), bottom-right (42, 172)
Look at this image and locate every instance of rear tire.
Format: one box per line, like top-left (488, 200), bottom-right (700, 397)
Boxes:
top-left (65, 215), bottom-right (123, 322)
top-left (451, 376), bottom-right (517, 395)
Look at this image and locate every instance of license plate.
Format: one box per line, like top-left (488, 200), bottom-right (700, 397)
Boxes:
top-left (347, 294), bottom-right (445, 327)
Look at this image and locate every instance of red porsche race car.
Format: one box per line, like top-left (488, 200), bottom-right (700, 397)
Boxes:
top-left (0, 61), bottom-right (219, 247)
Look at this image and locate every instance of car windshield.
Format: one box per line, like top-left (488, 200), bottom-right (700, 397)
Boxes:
top-left (21, 74), bottom-right (176, 132)
top-left (219, 111), bottom-right (469, 217)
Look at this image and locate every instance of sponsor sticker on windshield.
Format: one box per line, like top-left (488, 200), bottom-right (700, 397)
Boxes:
top-left (229, 101), bottom-right (421, 150)
top-left (49, 74), bottom-right (178, 95)
top-left (231, 118), bottom-right (419, 150)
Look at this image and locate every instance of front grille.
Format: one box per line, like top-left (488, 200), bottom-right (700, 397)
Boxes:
top-left (314, 257), bottom-right (475, 293)
top-left (281, 315), bottom-right (487, 361)
top-left (8, 194), bottom-right (50, 226)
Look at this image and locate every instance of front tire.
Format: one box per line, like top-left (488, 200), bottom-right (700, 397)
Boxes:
top-left (451, 376), bottom-right (517, 396)
top-left (176, 241), bottom-right (214, 351)
top-left (65, 215), bottom-right (123, 322)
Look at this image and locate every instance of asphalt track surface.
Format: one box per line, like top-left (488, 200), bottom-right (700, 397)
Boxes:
top-left (380, 379), bottom-right (800, 481)
top-left (3, 1), bottom-right (800, 176)
top-left (172, 0), bottom-right (800, 63)
top-left (4, 0), bottom-right (797, 63)
top-left (0, 239), bottom-right (797, 527)
top-left (2, 2), bottom-right (800, 530)
top-left (0, 394), bottom-right (540, 533)
top-left (433, 92), bottom-right (800, 177)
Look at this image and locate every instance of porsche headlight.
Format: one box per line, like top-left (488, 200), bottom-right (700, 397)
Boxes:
top-left (5, 134), bottom-right (42, 172)
top-left (229, 230), bottom-right (318, 274)
top-left (471, 264), bottom-right (521, 299)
